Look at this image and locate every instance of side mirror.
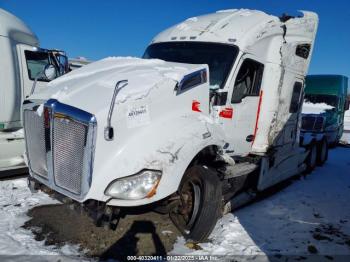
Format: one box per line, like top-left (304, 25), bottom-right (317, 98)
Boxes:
top-left (44, 64), bottom-right (57, 81)
top-left (29, 64), bottom-right (57, 97)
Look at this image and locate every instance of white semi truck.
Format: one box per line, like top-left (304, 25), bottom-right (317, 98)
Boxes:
top-left (24, 9), bottom-right (318, 241)
top-left (0, 8), bottom-right (69, 175)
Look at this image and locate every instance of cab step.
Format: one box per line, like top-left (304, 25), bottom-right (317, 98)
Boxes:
top-left (224, 162), bottom-right (259, 179)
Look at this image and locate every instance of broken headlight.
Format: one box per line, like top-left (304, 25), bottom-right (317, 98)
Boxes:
top-left (105, 170), bottom-right (162, 200)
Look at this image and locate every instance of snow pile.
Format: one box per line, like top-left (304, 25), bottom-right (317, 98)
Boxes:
top-left (302, 102), bottom-right (334, 114)
top-left (11, 129), bottom-right (24, 138)
top-left (172, 147), bottom-right (350, 257)
top-left (34, 57), bottom-right (206, 106)
top-left (186, 17), bottom-right (198, 22)
top-left (48, 57), bottom-right (199, 89)
top-left (0, 178), bottom-right (82, 260)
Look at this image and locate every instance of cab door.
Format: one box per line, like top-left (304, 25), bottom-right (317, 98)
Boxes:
top-left (223, 55), bottom-right (265, 155)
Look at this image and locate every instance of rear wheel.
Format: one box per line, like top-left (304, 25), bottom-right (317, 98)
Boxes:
top-left (305, 142), bottom-right (317, 173)
top-left (316, 138), bottom-right (328, 166)
top-left (169, 165), bottom-right (222, 242)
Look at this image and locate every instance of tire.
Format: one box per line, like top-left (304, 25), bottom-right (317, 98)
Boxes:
top-left (169, 165), bottom-right (222, 242)
top-left (305, 142), bottom-right (317, 173)
top-left (316, 138), bottom-right (328, 166)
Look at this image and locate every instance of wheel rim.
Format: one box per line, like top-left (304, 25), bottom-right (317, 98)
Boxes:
top-left (172, 179), bottom-right (202, 232)
top-left (186, 182), bottom-right (201, 228)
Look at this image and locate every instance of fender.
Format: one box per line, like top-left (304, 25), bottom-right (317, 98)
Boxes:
top-left (85, 113), bottom-right (227, 206)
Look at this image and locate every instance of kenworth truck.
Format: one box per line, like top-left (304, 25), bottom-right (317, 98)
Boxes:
top-left (24, 9), bottom-right (318, 241)
top-left (0, 8), bottom-right (69, 175)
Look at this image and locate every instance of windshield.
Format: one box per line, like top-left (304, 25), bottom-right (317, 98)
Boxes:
top-left (304, 94), bottom-right (339, 108)
top-left (143, 42), bottom-right (238, 89)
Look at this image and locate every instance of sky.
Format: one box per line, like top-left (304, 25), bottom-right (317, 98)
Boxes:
top-left (1, 0), bottom-right (349, 76)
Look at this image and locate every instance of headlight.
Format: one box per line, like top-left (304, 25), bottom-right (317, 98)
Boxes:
top-left (105, 170), bottom-right (162, 200)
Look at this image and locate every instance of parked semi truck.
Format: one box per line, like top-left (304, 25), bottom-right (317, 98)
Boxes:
top-left (301, 75), bottom-right (349, 147)
top-left (24, 9), bottom-right (318, 241)
top-left (0, 8), bottom-right (70, 174)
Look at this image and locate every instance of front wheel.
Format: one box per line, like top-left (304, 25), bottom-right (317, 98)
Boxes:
top-left (169, 165), bottom-right (222, 242)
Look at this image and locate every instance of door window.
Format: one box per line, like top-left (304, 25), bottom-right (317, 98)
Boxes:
top-left (231, 59), bottom-right (264, 103)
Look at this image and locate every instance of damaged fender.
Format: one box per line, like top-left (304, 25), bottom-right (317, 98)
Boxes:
top-left (88, 114), bottom-right (226, 207)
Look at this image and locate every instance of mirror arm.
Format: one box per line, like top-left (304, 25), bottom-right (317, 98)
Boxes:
top-left (29, 70), bottom-right (45, 97)
top-left (104, 80), bottom-right (128, 141)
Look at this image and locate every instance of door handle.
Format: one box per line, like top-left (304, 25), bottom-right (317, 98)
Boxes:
top-left (246, 135), bottom-right (255, 142)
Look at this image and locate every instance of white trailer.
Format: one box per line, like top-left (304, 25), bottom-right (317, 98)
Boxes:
top-left (24, 9), bottom-right (318, 241)
top-left (342, 109), bottom-right (350, 143)
top-left (0, 8), bottom-right (69, 174)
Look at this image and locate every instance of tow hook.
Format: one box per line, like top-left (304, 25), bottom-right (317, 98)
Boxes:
top-left (94, 205), bottom-right (121, 230)
top-left (28, 177), bottom-right (39, 193)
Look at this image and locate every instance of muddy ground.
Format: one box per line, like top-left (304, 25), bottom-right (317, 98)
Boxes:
top-left (21, 178), bottom-right (298, 261)
top-left (24, 204), bottom-right (181, 260)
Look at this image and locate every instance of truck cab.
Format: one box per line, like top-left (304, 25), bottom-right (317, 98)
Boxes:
top-left (0, 8), bottom-right (69, 173)
top-left (302, 75), bottom-right (349, 146)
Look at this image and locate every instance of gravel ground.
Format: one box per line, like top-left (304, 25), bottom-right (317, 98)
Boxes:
top-left (23, 204), bottom-right (180, 260)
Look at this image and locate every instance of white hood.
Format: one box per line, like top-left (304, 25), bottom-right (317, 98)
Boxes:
top-left (30, 57), bottom-right (206, 115)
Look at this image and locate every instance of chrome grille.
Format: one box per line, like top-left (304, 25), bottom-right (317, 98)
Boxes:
top-left (24, 110), bottom-right (48, 178)
top-left (52, 117), bottom-right (87, 195)
top-left (24, 99), bottom-right (96, 200)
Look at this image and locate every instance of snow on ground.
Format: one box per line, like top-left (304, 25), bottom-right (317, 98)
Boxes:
top-left (11, 129), bottom-right (24, 138)
top-left (172, 147), bottom-right (350, 257)
top-left (302, 102), bottom-right (334, 114)
top-left (0, 178), bottom-right (83, 261)
top-left (1, 147), bottom-right (349, 260)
